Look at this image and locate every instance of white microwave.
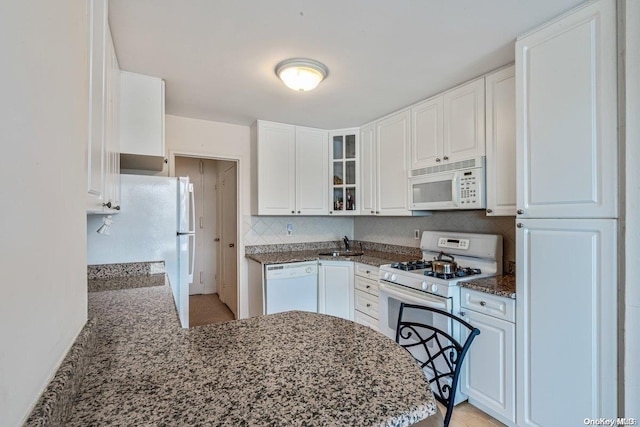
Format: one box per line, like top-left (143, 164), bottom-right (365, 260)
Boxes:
top-left (409, 157), bottom-right (485, 210)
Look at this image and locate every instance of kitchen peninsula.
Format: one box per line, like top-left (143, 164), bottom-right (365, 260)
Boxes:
top-left (33, 265), bottom-right (438, 426)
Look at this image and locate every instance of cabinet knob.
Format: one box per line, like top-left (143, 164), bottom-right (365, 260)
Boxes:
top-left (517, 209), bottom-right (524, 215)
top-left (375, 211), bottom-right (380, 214)
top-left (517, 223), bottom-right (523, 228)
top-left (366, 303), bottom-right (371, 308)
top-left (329, 211), bottom-right (333, 214)
top-left (486, 208), bottom-right (493, 214)
top-left (297, 211), bottom-right (301, 214)
top-left (229, 243), bottom-right (235, 248)
top-left (480, 301), bottom-right (486, 306)
top-left (291, 210), bottom-right (295, 214)
top-left (443, 156), bottom-right (449, 161)
top-left (366, 285), bottom-right (370, 289)
top-left (459, 311), bottom-right (466, 317)
top-left (435, 158), bottom-right (441, 163)
top-left (370, 210), bottom-right (374, 214)
top-left (102, 201), bottom-right (112, 208)
top-left (113, 205), bottom-right (121, 211)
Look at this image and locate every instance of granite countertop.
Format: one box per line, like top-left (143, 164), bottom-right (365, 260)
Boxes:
top-left (246, 249), bottom-right (418, 267)
top-left (459, 275), bottom-right (516, 299)
top-left (68, 278), bottom-right (437, 426)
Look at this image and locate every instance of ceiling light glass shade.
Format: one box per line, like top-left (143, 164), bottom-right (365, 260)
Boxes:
top-left (275, 58), bottom-right (328, 92)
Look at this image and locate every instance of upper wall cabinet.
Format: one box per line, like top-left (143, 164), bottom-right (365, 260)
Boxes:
top-left (411, 78), bottom-right (485, 171)
top-left (255, 121), bottom-right (328, 215)
top-left (485, 65), bottom-right (516, 216)
top-left (516, 0), bottom-right (617, 219)
top-left (119, 71), bottom-right (165, 171)
top-left (376, 110), bottom-right (412, 216)
top-left (87, 0), bottom-right (120, 214)
top-left (329, 129), bottom-right (359, 215)
top-left (359, 123), bottom-right (377, 215)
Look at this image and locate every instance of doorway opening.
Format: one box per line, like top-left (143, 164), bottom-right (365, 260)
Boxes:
top-left (173, 155), bottom-right (239, 326)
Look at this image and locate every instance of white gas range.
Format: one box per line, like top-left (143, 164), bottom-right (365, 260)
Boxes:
top-left (377, 230), bottom-right (503, 405)
top-left (377, 231), bottom-right (503, 337)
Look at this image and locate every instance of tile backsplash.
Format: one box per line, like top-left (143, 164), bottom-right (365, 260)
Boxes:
top-left (354, 211), bottom-right (516, 264)
top-left (242, 216), bottom-right (354, 246)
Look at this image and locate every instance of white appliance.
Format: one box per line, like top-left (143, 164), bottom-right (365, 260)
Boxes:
top-left (378, 231), bottom-right (502, 404)
top-left (87, 175), bottom-right (195, 329)
top-left (264, 261), bottom-right (318, 314)
top-left (409, 157), bottom-right (485, 210)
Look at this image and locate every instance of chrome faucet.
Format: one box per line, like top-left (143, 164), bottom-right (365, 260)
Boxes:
top-left (343, 236), bottom-right (350, 252)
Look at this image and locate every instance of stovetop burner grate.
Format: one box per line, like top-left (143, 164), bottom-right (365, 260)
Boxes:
top-left (389, 261), bottom-right (482, 280)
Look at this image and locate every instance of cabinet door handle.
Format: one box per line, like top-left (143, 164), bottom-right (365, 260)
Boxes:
top-left (297, 211), bottom-right (301, 214)
top-left (365, 285), bottom-right (370, 289)
top-left (370, 210), bottom-right (374, 214)
top-left (102, 201), bottom-right (112, 208)
top-left (366, 303), bottom-right (371, 307)
top-left (480, 301), bottom-right (486, 306)
top-left (229, 243), bottom-right (235, 248)
top-left (435, 158), bottom-right (441, 163)
top-left (459, 311), bottom-right (466, 317)
top-left (443, 156), bottom-right (449, 161)
top-left (517, 209), bottom-right (524, 215)
top-left (291, 210), bottom-right (295, 214)
top-left (486, 208), bottom-right (493, 214)
top-left (329, 211), bottom-right (333, 214)
top-left (113, 205), bottom-right (120, 211)
top-left (375, 211), bottom-right (380, 214)
top-left (517, 223), bottom-right (523, 228)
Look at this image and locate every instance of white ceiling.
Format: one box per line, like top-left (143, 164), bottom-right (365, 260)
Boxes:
top-left (109, 0), bottom-right (585, 129)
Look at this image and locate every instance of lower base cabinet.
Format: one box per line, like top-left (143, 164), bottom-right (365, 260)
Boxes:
top-left (318, 261), bottom-right (354, 321)
top-left (460, 288), bottom-right (516, 427)
top-left (353, 263), bottom-right (380, 331)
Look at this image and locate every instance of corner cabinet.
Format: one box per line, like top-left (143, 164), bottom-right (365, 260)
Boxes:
top-left (485, 65), bottom-right (516, 216)
top-left (255, 121), bottom-right (328, 215)
top-left (87, 0), bottom-right (120, 214)
top-left (329, 129), bottom-right (359, 215)
top-left (318, 260), bottom-right (354, 321)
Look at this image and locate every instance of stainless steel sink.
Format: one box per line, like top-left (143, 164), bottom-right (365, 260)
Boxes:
top-left (318, 251), bottom-right (364, 257)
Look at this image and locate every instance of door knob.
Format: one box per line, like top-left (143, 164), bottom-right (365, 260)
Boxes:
top-left (229, 243), bottom-right (235, 248)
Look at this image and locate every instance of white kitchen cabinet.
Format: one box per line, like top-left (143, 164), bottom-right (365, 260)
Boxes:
top-left (516, 218), bottom-right (617, 426)
top-left (376, 110), bottom-right (411, 216)
top-left (359, 122), bottom-right (377, 215)
top-left (255, 121), bottom-right (328, 215)
top-left (410, 96), bottom-right (443, 170)
top-left (461, 289), bottom-right (516, 426)
top-left (329, 129), bottom-right (359, 215)
top-left (296, 127), bottom-right (329, 215)
top-left (411, 78), bottom-right (484, 171)
top-left (443, 78), bottom-right (485, 162)
top-left (485, 65), bottom-right (516, 216)
top-left (353, 263), bottom-right (379, 331)
top-left (119, 71), bottom-right (165, 171)
top-left (87, 1), bottom-right (120, 214)
top-left (318, 260), bottom-right (354, 321)
top-left (515, 0), bottom-right (617, 219)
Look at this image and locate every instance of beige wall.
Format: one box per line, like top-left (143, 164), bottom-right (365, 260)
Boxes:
top-left (0, 1), bottom-right (89, 424)
top-left (163, 115), bottom-right (252, 315)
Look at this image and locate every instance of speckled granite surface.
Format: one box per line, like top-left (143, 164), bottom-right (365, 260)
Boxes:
top-left (68, 280), bottom-right (436, 426)
top-left (246, 247), bottom-right (421, 267)
top-left (245, 240), bottom-right (422, 259)
top-left (24, 318), bottom-right (97, 427)
top-left (459, 275), bottom-right (516, 299)
top-left (87, 261), bottom-right (165, 279)
top-left (88, 273), bottom-right (166, 293)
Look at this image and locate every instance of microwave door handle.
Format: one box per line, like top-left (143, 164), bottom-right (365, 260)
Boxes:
top-left (451, 173), bottom-right (460, 207)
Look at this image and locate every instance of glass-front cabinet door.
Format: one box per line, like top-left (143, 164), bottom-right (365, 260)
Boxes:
top-left (329, 129), bottom-right (359, 215)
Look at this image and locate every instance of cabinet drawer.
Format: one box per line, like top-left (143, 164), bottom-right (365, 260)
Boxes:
top-left (354, 262), bottom-right (379, 280)
top-left (354, 310), bottom-right (379, 332)
top-left (354, 275), bottom-right (379, 297)
top-left (355, 290), bottom-right (379, 319)
top-left (461, 288), bottom-right (515, 323)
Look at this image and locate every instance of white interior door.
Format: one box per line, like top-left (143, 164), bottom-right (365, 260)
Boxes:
top-left (221, 163), bottom-right (238, 317)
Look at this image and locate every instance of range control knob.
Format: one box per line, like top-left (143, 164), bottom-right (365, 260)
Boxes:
top-left (431, 284), bottom-right (439, 293)
top-left (384, 272), bottom-right (390, 280)
top-left (391, 274), bottom-right (397, 281)
top-left (421, 281), bottom-right (429, 291)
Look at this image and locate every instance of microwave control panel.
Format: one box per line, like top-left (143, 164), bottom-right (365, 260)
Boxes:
top-left (459, 169), bottom-right (483, 208)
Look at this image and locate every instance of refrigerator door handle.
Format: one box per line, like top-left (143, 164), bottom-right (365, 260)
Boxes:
top-left (177, 231), bottom-right (195, 236)
top-left (188, 183), bottom-right (195, 282)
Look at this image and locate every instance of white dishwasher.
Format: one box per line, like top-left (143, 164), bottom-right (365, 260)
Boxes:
top-left (264, 261), bottom-right (318, 315)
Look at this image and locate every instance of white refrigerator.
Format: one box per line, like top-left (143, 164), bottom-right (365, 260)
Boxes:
top-left (87, 174), bottom-right (195, 329)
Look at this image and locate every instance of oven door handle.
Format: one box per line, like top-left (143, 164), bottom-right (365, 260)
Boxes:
top-left (379, 282), bottom-right (449, 309)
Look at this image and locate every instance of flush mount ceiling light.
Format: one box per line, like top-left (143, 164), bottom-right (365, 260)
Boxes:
top-left (275, 58), bottom-right (328, 92)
